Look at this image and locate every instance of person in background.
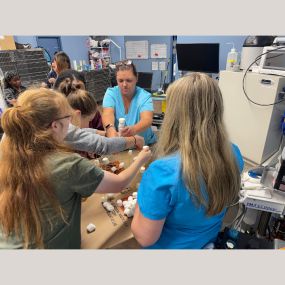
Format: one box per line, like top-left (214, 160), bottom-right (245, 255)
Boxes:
top-left (131, 72), bottom-right (244, 249)
top-left (102, 60), bottom-right (157, 145)
top-left (41, 51), bottom-right (70, 89)
top-left (67, 89), bottom-right (98, 129)
top-left (53, 70), bottom-right (144, 155)
top-left (44, 51), bottom-right (59, 88)
top-left (54, 69), bottom-right (104, 130)
top-left (53, 51), bottom-right (71, 76)
top-left (4, 71), bottom-right (26, 107)
top-left (0, 88), bottom-right (151, 249)
top-left (66, 88), bottom-right (103, 159)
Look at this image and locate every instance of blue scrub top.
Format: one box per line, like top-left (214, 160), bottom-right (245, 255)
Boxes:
top-left (137, 144), bottom-right (244, 249)
top-left (103, 86), bottom-right (157, 145)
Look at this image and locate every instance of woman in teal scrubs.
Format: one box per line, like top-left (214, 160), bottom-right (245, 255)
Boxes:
top-left (102, 60), bottom-right (157, 145)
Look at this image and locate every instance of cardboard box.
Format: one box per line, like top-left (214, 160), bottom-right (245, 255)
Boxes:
top-left (81, 150), bottom-right (144, 249)
top-left (0, 36), bottom-right (16, 50)
top-left (81, 190), bottom-right (141, 249)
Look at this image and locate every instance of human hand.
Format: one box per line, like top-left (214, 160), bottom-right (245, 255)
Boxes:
top-left (48, 78), bottom-right (56, 84)
top-left (133, 135), bottom-right (144, 149)
top-left (120, 126), bottom-right (135, 137)
top-left (136, 147), bottom-right (152, 166)
top-left (8, 99), bottom-right (17, 106)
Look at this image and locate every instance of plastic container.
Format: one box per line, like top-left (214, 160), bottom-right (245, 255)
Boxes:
top-left (226, 43), bottom-right (239, 71)
top-left (118, 117), bottom-right (125, 137)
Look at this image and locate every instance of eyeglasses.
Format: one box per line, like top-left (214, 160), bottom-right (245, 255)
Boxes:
top-left (49, 114), bottom-right (72, 127)
top-left (54, 114), bottom-right (72, 121)
top-left (115, 60), bottom-right (132, 68)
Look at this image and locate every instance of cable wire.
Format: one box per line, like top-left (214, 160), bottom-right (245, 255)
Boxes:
top-left (242, 45), bottom-right (285, 107)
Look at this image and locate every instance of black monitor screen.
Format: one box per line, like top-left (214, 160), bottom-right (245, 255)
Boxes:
top-left (137, 72), bottom-right (153, 92)
top-left (176, 43), bottom-right (220, 73)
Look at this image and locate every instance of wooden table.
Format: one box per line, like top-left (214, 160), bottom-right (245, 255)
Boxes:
top-left (80, 149), bottom-right (143, 249)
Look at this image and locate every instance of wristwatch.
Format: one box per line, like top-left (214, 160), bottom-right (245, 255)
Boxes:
top-left (105, 123), bottom-right (115, 130)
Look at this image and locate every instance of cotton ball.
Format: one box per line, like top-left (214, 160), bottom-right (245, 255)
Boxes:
top-left (106, 204), bottom-right (114, 212)
top-left (101, 196), bottom-right (107, 203)
top-left (102, 157), bottom-right (109, 165)
top-left (116, 199), bottom-right (123, 207)
top-left (107, 193), bottom-right (115, 200)
top-left (131, 199), bottom-right (137, 207)
top-left (128, 150), bottom-right (133, 155)
top-left (103, 201), bottom-right (110, 208)
top-left (111, 166), bottom-right (117, 173)
top-left (143, 145), bottom-right (149, 151)
top-left (132, 192), bottom-right (137, 198)
top-left (124, 208), bottom-right (133, 217)
top-left (140, 166), bottom-right (145, 174)
top-left (122, 201), bottom-right (129, 208)
top-left (128, 196), bottom-right (133, 202)
top-left (86, 223), bottom-right (96, 233)
top-left (119, 162), bottom-right (125, 169)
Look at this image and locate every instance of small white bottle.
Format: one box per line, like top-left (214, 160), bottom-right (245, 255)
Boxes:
top-left (226, 43), bottom-right (239, 71)
top-left (118, 118), bottom-right (125, 137)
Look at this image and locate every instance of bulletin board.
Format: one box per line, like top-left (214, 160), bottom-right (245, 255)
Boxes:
top-left (125, 40), bottom-right (148, 59)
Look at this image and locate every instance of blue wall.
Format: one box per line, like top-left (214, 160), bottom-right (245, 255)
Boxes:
top-left (123, 36), bottom-right (173, 91)
top-left (13, 36), bottom-right (89, 64)
top-left (13, 36), bottom-right (38, 48)
top-left (13, 35), bottom-right (248, 86)
top-left (60, 36), bottom-right (89, 63)
top-left (110, 36), bottom-right (125, 63)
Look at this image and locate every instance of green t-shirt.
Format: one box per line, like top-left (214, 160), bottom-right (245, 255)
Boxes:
top-left (0, 152), bottom-right (104, 249)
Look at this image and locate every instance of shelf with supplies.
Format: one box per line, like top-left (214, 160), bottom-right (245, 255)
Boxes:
top-left (88, 36), bottom-right (111, 70)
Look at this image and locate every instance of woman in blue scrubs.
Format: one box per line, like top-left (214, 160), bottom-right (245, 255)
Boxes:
top-left (102, 60), bottom-right (157, 145)
top-left (131, 72), bottom-right (244, 249)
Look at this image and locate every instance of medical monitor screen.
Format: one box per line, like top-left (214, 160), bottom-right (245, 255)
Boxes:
top-left (137, 72), bottom-right (153, 92)
top-left (176, 43), bottom-right (220, 73)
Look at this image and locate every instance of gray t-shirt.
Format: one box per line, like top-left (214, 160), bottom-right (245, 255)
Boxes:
top-left (0, 152), bottom-right (104, 249)
top-left (65, 124), bottom-right (127, 155)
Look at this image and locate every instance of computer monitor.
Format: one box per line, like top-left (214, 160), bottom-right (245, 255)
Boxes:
top-left (137, 72), bottom-right (153, 92)
top-left (176, 43), bottom-right (220, 73)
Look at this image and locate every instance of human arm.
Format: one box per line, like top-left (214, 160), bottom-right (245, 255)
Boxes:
top-left (65, 124), bottom-right (143, 154)
top-left (95, 129), bottom-right (106, 136)
top-left (131, 159), bottom-right (175, 247)
top-left (4, 89), bottom-right (16, 107)
top-left (95, 147), bottom-right (152, 193)
top-left (131, 204), bottom-right (165, 247)
top-left (102, 107), bottom-right (118, 137)
top-left (94, 128), bottom-right (144, 149)
top-left (120, 110), bottom-right (153, 137)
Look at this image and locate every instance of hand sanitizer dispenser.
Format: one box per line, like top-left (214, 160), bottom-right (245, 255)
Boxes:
top-left (226, 43), bottom-right (239, 71)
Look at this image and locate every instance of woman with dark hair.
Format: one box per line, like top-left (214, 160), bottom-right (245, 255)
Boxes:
top-left (102, 60), bottom-right (157, 145)
top-left (42, 51), bottom-right (71, 89)
top-left (131, 73), bottom-right (244, 249)
top-left (53, 69), bottom-right (145, 155)
top-left (53, 51), bottom-right (71, 75)
top-left (54, 69), bottom-right (103, 130)
top-left (4, 71), bottom-right (26, 107)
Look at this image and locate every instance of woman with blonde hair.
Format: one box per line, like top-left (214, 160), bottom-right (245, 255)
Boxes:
top-left (0, 88), bottom-right (151, 249)
top-left (131, 72), bottom-right (244, 249)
